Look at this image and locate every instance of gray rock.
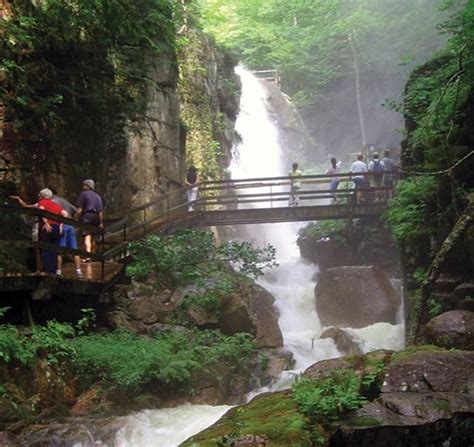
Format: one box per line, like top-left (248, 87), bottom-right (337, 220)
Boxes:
top-left (315, 266), bottom-right (401, 328)
top-left (425, 310), bottom-right (474, 350)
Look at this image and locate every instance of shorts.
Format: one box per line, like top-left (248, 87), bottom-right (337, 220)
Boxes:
top-left (370, 176), bottom-right (383, 188)
top-left (353, 177), bottom-right (365, 188)
top-left (82, 213), bottom-right (100, 236)
top-left (59, 224), bottom-right (78, 249)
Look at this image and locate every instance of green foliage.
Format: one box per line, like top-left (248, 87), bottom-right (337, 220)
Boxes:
top-left (0, 0), bottom-right (175, 176)
top-left (199, 0), bottom-right (444, 107)
top-left (292, 371), bottom-right (366, 423)
top-left (0, 320), bottom-right (75, 368)
top-left (0, 316), bottom-right (255, 397)
top-left (76, 308), bottom-right (97, 336)
top-left (384, 177), bottom-right (438, 246)
top-left (71, 329), bottom-right (254, 391)
top-left (298, 220), bottom-right (346, 246)
top-left (427, 297), bottom-right (444, 318)
top-left (128, 229), bottom-right (277, 283)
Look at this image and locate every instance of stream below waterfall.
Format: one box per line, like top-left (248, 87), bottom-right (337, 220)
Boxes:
top-left (113, 67), bottom-right (405, 447)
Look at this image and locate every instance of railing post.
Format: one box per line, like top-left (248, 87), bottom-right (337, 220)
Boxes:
top-left (123, 221), bottom-right (127, 242)
top-left (101, 258), bottom-right (105, 281)
top-left (100, 230), bottom-right (105, 254)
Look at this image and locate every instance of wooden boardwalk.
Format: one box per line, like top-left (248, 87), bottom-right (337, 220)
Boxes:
top-left (0, 262), bottom-right (124, 296)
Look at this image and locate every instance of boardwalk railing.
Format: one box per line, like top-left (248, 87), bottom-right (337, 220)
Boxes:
top-left (251, 69), bottom-right (280, 86)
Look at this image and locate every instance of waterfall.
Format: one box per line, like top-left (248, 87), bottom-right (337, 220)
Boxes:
top-left (113, 67), bottom-right (404, 446)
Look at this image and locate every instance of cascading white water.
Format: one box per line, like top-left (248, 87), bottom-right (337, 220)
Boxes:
top-left (115, 405), bottom-right (232, 447)
top-left (114, 67), bottom-right (404, 446)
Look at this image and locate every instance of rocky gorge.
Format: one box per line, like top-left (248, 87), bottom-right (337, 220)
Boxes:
top-left (0, 1), bottom-right (474, 446)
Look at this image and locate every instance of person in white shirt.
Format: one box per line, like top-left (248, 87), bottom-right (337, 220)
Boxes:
top-left (350, 154), bottom-right (368, 204)
top-left (325, 157), bottom-right (341, 203)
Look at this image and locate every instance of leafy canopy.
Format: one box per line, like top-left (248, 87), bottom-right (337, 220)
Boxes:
top-left (198, 0), bottom-right (444, 107)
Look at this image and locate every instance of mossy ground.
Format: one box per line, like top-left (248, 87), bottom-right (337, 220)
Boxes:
top-left (182, 390), bottom-right (316, 446)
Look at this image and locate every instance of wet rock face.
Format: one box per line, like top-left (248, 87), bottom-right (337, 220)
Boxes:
top-left (425, 310), bottom-right (474, 350)
top-left (319, 327), bottom-right (363, 355)
top-left (332, 349), bottom-right (474, 446)
top-left (315, 266), bottom-right (401, 328)
top-left (382, 350), bottom-right (474, 395)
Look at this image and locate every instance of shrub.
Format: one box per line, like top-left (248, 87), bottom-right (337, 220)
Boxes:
top-left (298, 220), bottom-right (346, 246)
top-left (384, 176), bottom-right (438, 247)
top-left (71, 329), bottom-right (255, 391)
top-left (292, 371), bottom-right (366, 422)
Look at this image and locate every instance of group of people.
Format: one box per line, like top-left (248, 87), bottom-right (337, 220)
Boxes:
top-left (184, 151), bottom-right (396, 211)
top-left (349, 149), bottom-right (396, 203)
top-left (288, 149), bottom-right (396, 206)
top-left (11, 179), bottom-right (103, 276)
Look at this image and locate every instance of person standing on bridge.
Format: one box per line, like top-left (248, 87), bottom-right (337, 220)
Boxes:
top-left (75, 179), bottom-right (104, 259)
top-left (350, 154), bottom-right (368, 204)
top-left (368, 152), bottom-right (385, 203)
top-left (49, 186), bottom-right (82, 277)
top-left (37, 188), bottom-right (65, 274)
top-left (325, 157), bottom-right (341, 203)
top-left (289, 162), bottom-right (302, 207)
top-left (185, 166), bottom-right (200, 212)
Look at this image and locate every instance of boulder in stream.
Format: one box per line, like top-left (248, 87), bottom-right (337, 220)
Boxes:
top-left (319, 327), bottom-right (363, 355)
top-left (315, 266), bottom-right (401, 328)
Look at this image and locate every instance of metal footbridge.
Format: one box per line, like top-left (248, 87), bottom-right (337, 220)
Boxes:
top-left (1, 171), bottom-right (394, 294)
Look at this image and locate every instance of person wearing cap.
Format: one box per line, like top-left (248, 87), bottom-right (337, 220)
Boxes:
top-left (37, 188), bottom-right (65, 273)
top-left (75, 179), bottom-right (104, 257)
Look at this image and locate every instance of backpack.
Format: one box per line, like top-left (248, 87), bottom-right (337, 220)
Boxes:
top-left (372, 160), bottom-right (383, 178)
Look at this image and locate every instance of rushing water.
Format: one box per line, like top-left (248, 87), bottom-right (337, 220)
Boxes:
top-left (114, 67), bottom-right (404, 446)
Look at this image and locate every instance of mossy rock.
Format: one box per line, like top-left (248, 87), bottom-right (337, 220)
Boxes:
top-left (391, 344), bottom-right (446, 363)
top-left (182, 390), bottom-right (316, 446)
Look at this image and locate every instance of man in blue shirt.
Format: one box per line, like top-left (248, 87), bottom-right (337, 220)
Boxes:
top-left (75, 179), bottom-right (104, 257)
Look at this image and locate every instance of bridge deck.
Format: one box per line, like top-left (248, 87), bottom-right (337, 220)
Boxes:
top-left (197, 202), bottom-right (387, 226)
top-left (0, 261), bottom-right (124, 296)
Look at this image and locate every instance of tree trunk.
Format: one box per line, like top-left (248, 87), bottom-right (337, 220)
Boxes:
top-left (415, 193), bottom-right (474, 340)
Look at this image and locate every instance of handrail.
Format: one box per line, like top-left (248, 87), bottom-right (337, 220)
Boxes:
top-left (1, 204), bottom-right (102, 234)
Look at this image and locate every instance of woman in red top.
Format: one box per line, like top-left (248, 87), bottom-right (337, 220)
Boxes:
top-left (37, 188), bottom-right (65, 273)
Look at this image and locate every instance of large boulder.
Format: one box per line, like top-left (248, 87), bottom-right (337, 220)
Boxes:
top-left (315, 266), bottom-right (401, 328)
top-left (219, 282), bottom-right (283, 349)
top-left (425, 310), bottom-right (474, 350)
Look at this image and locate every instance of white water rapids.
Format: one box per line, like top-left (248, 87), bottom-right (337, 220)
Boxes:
top-left (114, 67), bottom-right (405, 446)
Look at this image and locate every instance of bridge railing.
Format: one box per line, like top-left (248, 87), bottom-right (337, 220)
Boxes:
top-left (196, 171), bottom-right (399, 210)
